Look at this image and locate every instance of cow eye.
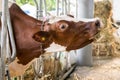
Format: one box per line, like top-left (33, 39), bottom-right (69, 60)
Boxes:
top-left (59, 24), bottom-right (68, 31)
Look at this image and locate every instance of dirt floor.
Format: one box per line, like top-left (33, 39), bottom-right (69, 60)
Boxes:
top-left (67, 57), bottom-right (120, 80)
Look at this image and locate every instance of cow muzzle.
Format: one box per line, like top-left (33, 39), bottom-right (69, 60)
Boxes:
top-left (94, 19), bottom-right (103, 29)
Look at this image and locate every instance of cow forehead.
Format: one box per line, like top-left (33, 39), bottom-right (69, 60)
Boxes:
top-left (48, 15), bottom-right (77, 23)
top-left (48, 15), bottom-right (99, 23)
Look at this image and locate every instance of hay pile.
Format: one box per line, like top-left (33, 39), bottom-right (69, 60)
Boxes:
top-left (42, 54), bottom-right (62, 80)
top-left (22, 53), bottom-right (62, 80)
top-left (93, 0), bottom-right (117, 57)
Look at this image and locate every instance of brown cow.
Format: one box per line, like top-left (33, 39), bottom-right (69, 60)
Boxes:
top-left (0, 3), bottom-right (102, 76)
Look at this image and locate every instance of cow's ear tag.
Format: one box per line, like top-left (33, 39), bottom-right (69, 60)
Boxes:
top-left (41, 37), bottom-right (46, 41)
top-left (32, 31), bottom-right (51, 43)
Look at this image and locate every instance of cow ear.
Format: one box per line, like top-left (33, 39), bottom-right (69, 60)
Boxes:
top-left (32, 31), bottom-right (52, 43)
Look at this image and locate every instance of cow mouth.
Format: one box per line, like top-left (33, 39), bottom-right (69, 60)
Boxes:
top-left (81, 39), bottom-right (94, 47)
top-left (89, 36), bottom-right (95, 40)
top-left (89, 31), bottom-right (100, 40)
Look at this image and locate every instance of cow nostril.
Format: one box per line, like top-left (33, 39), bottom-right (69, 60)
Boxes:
top-left (95, 20), bottom-right (100, 27)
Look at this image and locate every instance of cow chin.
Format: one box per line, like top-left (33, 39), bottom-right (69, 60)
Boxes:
top-left (66, 39), bottom-right (93, 51)
top-left (79, 39), bottom-right (94, 48)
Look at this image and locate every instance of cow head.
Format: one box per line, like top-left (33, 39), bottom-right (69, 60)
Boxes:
top-left (33, 16), bottom-right (102, 52)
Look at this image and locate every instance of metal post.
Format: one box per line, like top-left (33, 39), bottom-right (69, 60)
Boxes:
top-left (0, 0), bottom-right (8, 80)
top-left (61, 0), bottom-right (64, 15)
top-left (75, 0), bottom-right (78, 18)
top-left (113, 0), bottom-right (120, 21)
top-left (76, 0), bottom-right (94, 66)
top-left (34, 0), bottom-right (39, 18)
top-left (67, 0), bottom-right (70, 14)
top-left (64, 0), bottom-right (67, 15)
top-left (0, 0), bottom-right (2, 46)
top-left (43, 0), bottom-right (47, 16)
top-left (0, 0), bottom-right (2, 12)
top-left (34, 0), bottom-right (45, 19)
top-left (56, 0), bottom-right (59, 16)
top-left (39, 0), bottom-right (43, 18)
top-left (7, 3), bottom-right (16, 62)
top-left (77, 0), bottom-right (94, 18)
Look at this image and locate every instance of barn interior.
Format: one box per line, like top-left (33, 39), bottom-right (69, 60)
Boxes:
top-left (1, 0), bottom-right (120, 80)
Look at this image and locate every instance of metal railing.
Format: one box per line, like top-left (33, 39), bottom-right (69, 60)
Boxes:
top-left (0, 0), bottom-right (17, 79)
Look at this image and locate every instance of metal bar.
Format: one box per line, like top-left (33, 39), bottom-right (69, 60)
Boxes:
top-left (43, 0), bottom-right (47, 16)
top-left (59, 64), bottom-right (77, 80)
top-left (5, 65), bottom-right (11, 80)
top-left (75, 0), bottom-right (78, 18)
top-left (0, 12), bottom-right (2, 16)
top-left (35, 0), bottom-right (43, 19)
top-left (0, 0), bottom-right (2, 12)
top-left (7, 5), bottom-right (16, 62)
top-left (33, 1), bottom-right (45, 79)
top-left (67, 0), bottom-right (70, 14)
top-left (56, 0), bottom-right (59, 16)
top-left (64, 0), bottom-right (67, 14)
top-left (0, 0), bottom-right (8, 80)
top-left (6, 30), bottom-right (11, 63)
top-left (39, 0), bottom-right (43, 19)
top-left (33, 56), bottom-right (44, 79)
top-left (34, 0), bottom-right (39, 18)
top-left (61, 0), bottom-right (64, 15)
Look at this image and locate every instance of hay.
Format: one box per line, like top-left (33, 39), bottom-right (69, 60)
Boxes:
top-left (22, 53), bottom-right (62, 80)
top-left (23, 65), bottom-right (34, 80)
top-left (42, 54), bottom-right (62, 80)
top-left (93, 0), bottom-right (116, 57)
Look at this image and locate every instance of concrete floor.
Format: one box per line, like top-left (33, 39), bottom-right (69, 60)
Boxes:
top-left (67, 57), bottom-right (120, 80)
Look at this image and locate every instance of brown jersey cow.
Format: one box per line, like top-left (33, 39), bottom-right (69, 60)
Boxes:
top-left (0, 3), bottom-right (102, 76)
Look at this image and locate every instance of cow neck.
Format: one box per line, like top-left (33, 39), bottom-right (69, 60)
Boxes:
top-left (8, 4), bottom-right (43, 65)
